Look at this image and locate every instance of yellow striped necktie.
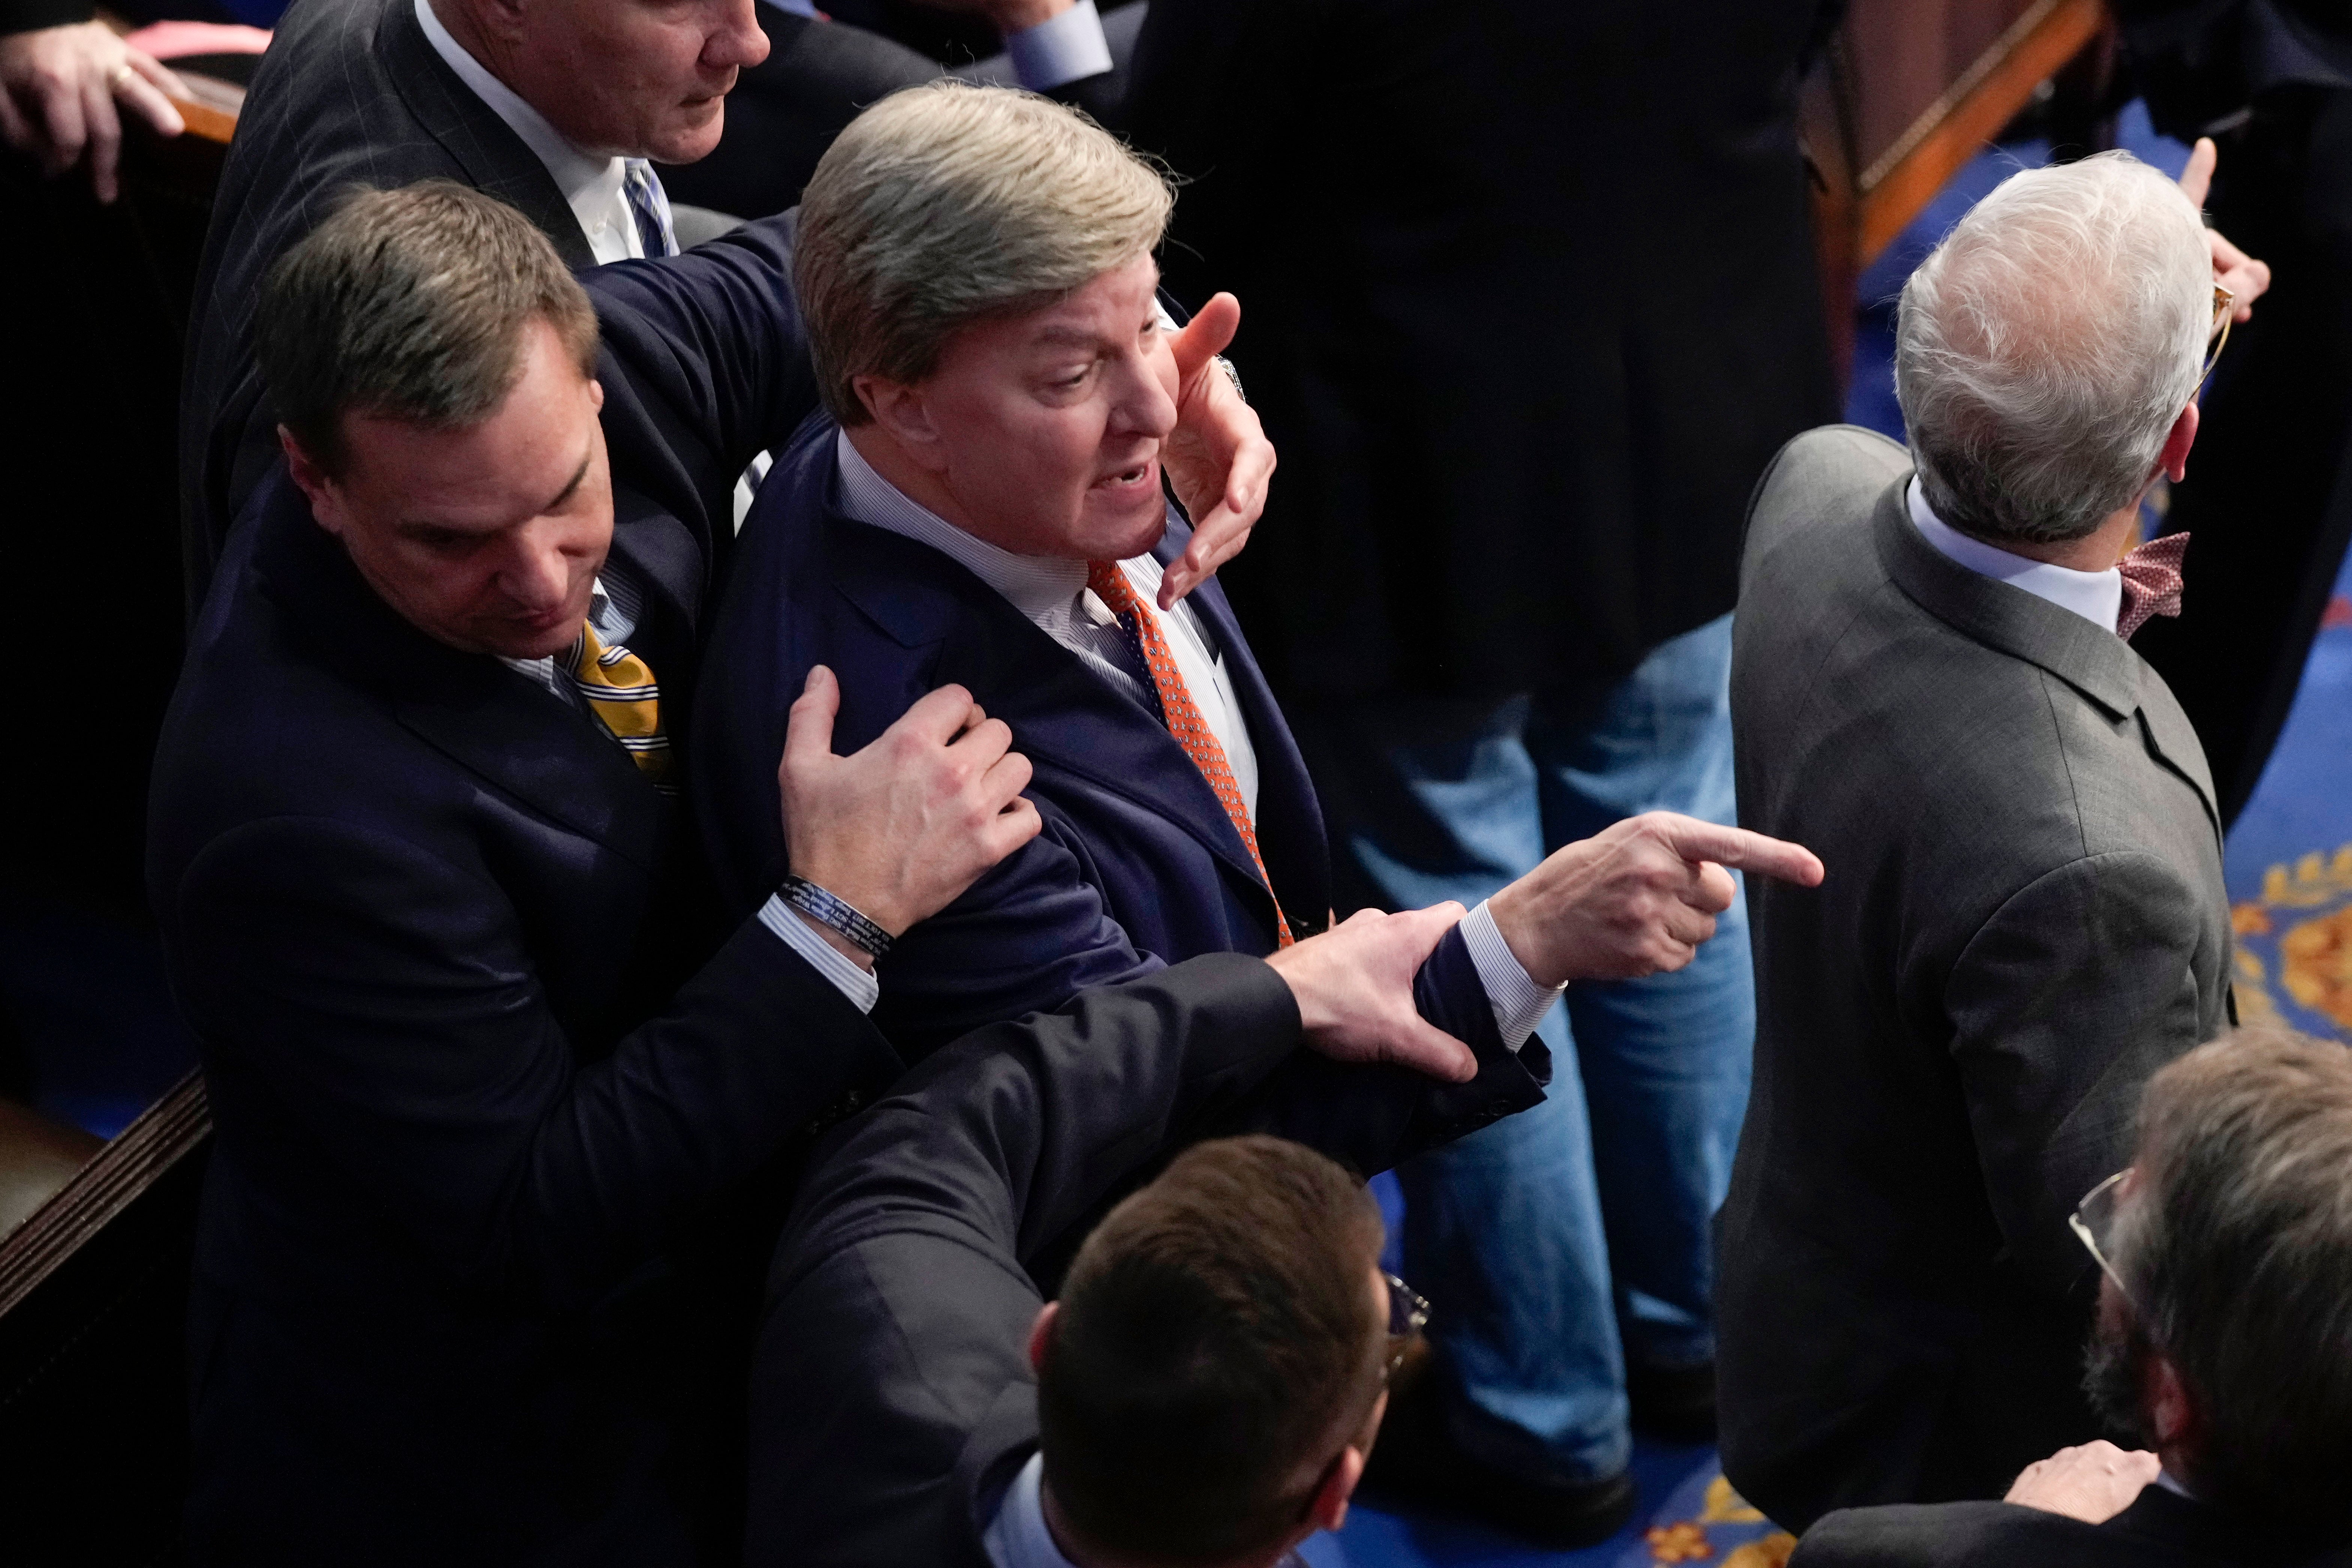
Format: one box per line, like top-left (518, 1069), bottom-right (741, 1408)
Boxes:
top-left (567, 623), bottom-right (672, 785)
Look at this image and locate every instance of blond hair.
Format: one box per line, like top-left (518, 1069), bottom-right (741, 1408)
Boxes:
top-left (793, 81), bottom-right (1174, 425)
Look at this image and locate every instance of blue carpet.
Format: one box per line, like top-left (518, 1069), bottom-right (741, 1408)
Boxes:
top-left (1329, 102), bottom-right (2352, 1568)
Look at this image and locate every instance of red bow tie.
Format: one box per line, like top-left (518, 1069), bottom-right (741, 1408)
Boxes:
top-left (2116, 532), bottom-right (2189, 640)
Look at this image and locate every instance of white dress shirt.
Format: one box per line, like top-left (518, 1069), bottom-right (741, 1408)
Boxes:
top-left (1907, 477), bottom-right (2124, 633)
top-left (835, 432), bottom-right (1563, 1048)
top-left (983, 1451), bottom-right (1310, 1568)
top-left (415, 0), bottom-right (645, 264)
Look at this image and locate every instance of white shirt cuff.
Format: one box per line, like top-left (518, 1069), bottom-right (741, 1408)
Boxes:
top-left (1461, 900), bottom-right (1562, 1051)
top-left (1003, 0), bottom-right (1113, 90)
top-left (757, 893), bottom-right (881, 1014)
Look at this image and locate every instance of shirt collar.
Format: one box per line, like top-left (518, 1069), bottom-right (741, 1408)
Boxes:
top-left (834, 430), bottom-right (1091, 622)
top-left (1906, 476), bottom-right (2123, 635)
top-left (413, 0), bottom-right (628, 237)
top-left (981, 1452), bottom-right (1081, 1568)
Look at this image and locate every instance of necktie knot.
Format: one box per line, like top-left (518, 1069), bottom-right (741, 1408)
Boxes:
top-left (623, 160), bottom-right (678, 258)
top-left (2117, 532), bottom-right (2189, 641)
top-left (570, 623), bottom-right (672, 786)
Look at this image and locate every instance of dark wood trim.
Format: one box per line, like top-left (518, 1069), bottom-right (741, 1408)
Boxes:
top-left (1852, 0), bottom-right (2110, 267)
top-left (0, 1072), bottom-right (211, 1323)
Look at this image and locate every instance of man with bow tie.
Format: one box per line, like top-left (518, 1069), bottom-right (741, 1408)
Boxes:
top-left (1716, 148), bottom-right (2267, 1532)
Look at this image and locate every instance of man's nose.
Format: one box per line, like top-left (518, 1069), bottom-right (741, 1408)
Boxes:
top-left (1113, 352), bottom-right (1180, 440)
top-left (500, 535), bottom-right (575, 613)
top-left (704, 0), bottom-right (770, 71)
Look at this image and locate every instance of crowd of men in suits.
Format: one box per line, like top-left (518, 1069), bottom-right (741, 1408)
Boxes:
top-left (4, 0), bottom-right (2352, 1565)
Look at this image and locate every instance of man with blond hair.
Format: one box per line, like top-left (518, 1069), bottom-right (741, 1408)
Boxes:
top-left (1717, 150), bottom-right (2259, 1529)
top-left (698, 86), bottom-right (1825, 1550)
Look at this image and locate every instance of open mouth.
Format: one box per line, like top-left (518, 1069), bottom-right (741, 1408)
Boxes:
top-left (1095, 456), bottom-right (1159, 494)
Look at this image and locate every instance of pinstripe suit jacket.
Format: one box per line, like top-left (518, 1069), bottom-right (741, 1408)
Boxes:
top-left (178, 0), bottom-right (589, 616)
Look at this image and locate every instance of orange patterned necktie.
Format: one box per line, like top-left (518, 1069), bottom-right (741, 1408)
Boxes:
top-left (1087, 561), bottom-right (1293, 947)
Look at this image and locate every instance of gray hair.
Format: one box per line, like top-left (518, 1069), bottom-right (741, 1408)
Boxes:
top-left (258, 180), bottom-right (599, 477)
top-left (2109, 1022), bottom-right (2352, 1544)
top-left (1895, 151), bottom-right (2210, 544)
top-left (793, 81), bottom-right (1174, 426)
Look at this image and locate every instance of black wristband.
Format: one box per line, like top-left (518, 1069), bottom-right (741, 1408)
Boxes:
top-left (778, 875), bottom-right (893, 959)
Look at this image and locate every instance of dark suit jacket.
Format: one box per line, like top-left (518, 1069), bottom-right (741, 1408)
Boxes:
top-left (180, 0), bottom-right (600, 611)
top-left (1117, 0), bottom-right (1843, 699)
top-left (1716, 428), bottom-right (2235, 1531)
top-left (151, 217), bottom-right (841, 1568)
top-left (743, 937), bottom-right (1543, 1568)
top-left (1793, 1486), bottom-right (2352, 1568)
top-left (696, 421), bottom-right (1334, 1059)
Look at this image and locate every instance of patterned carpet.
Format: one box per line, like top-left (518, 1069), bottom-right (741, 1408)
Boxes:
top-left (1322, 105), bottom-right (2352, 1568)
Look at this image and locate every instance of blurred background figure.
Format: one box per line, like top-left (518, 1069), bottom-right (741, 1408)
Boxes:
top-left (1122, 0), bottom-right (1844, 1547)
top-left (2108, 0), bottom-right (2352, 827)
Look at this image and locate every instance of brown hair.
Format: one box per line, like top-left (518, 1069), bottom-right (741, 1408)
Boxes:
top-left (1038, 1136), bottom-right (1387, 1567)
top-left (2117, 1021), bottom-right (2352, 1545)
top-left (257, 180), bottom-right (599, 476)
top-left (793, 81), bottom-right (1173, 425)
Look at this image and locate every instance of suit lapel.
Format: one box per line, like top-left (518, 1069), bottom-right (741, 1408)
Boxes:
top-left (825, 510), bottom-right (1289, 931)
top-left (255, 475), bottom-right (667, 866)
top-left (1872, 480), bottom-right (2222, 838)
top-left (374, 0), bottom-right (596, 270)
top-left (1151, 526), bottom-right (1333, 933)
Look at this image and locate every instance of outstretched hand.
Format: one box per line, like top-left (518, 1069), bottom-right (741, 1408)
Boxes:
top-left (1488, 812), bottom-right (1825, 988)
top-left (1157, 292), bottom-right (1276, 609)
top-left (2178, 136), bottom-right (2270, 323)
top-left (1267, 904), bottom-right (1482, 1084)
top-left (778, 667), bottom-right (1041, 951)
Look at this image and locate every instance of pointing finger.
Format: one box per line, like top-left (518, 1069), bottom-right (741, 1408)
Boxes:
top-left (1650, 814), bottom-right (1825, 887)
top-left (2178, 136), bottom-right (2216, 208)
top-left (1168, 291), bottom-right (1241, 385)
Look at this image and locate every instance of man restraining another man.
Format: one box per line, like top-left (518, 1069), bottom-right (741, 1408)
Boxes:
top-left (148, 88), bottom-right (1822, 1567)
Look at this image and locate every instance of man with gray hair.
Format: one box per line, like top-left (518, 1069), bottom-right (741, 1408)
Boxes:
top-left (1715, 149), bottom-right (2258, 1529)
top-left (1791, 1022), bottom-right (2352, 1566)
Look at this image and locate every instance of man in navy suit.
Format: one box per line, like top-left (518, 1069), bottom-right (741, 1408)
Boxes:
top-left (155, 174), bottom-right (1509, 1567)
top-left (693, 86), bottom-right (1825, 1264)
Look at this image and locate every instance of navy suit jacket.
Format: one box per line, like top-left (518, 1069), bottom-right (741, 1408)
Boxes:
top-left (697, 421), bottom-right (1340, 1057)
top-left (148, 214), bottom-right (864, 1568)
top-left (745, 939), bottom-right (1547, 1568)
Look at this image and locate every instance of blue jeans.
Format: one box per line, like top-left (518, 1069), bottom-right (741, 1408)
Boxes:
top-left (1292, 614), bottom-right (1750, 1485)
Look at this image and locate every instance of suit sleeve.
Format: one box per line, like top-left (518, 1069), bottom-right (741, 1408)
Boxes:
top-left (1943, 849), bottom-right (2214, 1300)
top-left (1194, 925), bottom-right (1551, 1178)
top-left (169, 815), bottom-right (903, 1314)
top-left (582, 211), bottom-right (823, 480)
top-left (746, 954), bottom-right (1301, 1568)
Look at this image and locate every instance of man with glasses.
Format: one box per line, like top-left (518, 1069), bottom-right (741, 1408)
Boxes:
top-left (1791, 1022), bottom-right (2352, 1566)
top-left (741, 900), bottom-right (1544, 1568)
top-left (1717, 148), bottom-right (2265, 1530)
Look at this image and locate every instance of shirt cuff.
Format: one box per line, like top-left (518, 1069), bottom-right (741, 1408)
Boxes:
top-left (1461, 900), bottom-right (1562, 1051)
top-left (1003, 0), bottom-right (1113, 90)
top-left (757, 893), bottom-right (881, 1014)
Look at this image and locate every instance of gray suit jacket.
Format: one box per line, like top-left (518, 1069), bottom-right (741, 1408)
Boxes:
top-left (178, 0), bottom-right (591, 616)
top-left (1716, 426), bottom-right (2233, 1530)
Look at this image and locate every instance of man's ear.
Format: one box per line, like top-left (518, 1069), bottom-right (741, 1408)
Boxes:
top-left (2147, 1350), bottom-right (2199, 1459)
top-left (854, 375), bottom-right (949, 473)
top-left (1026, 1301), bottom-right (1058, 1378)
top-left (2160, 402), bottom-right (2200, 484)
top-left (280, 425), bottom-right (348, 538)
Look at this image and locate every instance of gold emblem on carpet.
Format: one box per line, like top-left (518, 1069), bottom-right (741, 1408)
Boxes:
top-left (2232, 843), bottom-right (2352, 1037)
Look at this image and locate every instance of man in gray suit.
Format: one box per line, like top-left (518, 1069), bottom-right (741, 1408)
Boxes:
top-left (1717, 151), bottom-right (2250, 1531)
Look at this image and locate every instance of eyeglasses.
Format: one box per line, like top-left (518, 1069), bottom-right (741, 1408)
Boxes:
top-left (1383, 1272), bottom-right (1430, 1377)
top-left (2201, 284), bottom-right (2235, 385)
top-left (2069, 1167), bottom-right (2136, 1303)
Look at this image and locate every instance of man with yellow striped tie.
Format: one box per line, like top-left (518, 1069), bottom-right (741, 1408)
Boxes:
top-left (146, 178), bottom-right (1467, 1568)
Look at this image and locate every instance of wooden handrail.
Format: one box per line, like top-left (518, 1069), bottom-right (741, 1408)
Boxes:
top-left (0, 1072), bottom-right (211, 1322)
